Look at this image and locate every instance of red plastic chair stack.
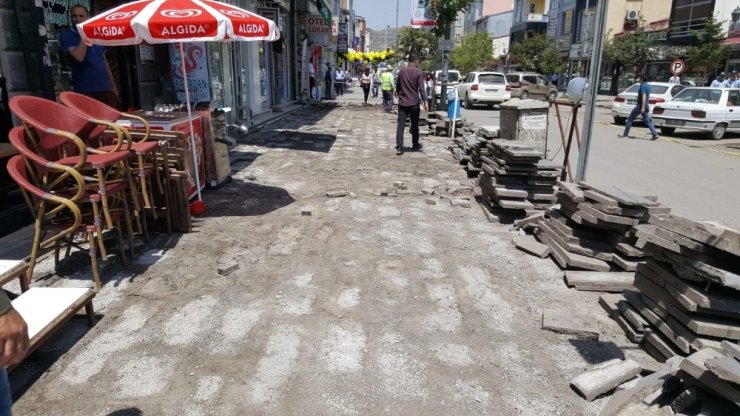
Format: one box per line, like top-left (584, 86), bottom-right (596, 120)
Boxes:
top-left (6, 127), bottom-right (129, 288)
top-left (60, 92), bottom-right (169, 229)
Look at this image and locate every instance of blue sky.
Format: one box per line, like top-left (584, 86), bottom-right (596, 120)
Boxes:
top-left (355, 0), bottom-right (413, 30)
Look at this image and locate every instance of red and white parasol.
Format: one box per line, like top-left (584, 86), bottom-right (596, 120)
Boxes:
top-left (77, 0), bottom-right (280, 45)
top-left (77, 0), bottom-right (280, 209)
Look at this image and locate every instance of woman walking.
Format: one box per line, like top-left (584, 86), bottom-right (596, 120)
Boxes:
top-left (360, 67), bottom-right (372, 105)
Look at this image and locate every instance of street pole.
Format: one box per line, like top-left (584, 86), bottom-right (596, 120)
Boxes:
top-left (441, 24), bottom-right (451, 111)
top-left (576, 0), bottom-right (608, 181)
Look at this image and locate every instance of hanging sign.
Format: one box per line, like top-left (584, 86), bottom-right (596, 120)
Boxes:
top-left (411, 0), bottom-right (436, 30)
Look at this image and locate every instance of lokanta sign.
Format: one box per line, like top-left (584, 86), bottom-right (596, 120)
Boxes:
top-left (304, 14), bottom-right (331, 35)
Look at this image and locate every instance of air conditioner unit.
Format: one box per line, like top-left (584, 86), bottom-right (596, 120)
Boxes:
top-left (625, 10), bottom-right (639, 21)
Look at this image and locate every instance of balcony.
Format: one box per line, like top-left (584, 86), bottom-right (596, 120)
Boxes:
top-left (515, 13), bottom-right (548, 24)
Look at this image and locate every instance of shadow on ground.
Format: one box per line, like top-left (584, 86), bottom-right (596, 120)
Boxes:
top-left (201, 178), bottom-right (294, 217)
top-left (569, 338), bottom-right (626, 364)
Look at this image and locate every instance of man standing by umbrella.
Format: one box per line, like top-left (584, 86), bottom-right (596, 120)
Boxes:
top-left (60, 5), bottom-right (119, 108)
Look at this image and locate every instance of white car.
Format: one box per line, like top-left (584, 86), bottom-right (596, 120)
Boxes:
top-left (611, 82), bottom-right (685, 124)
top-left (652, 87), bottom-right (740, 140)
top-left (433, 69), bottom-right (461, 98)
top-left (456, 72), bottom-right (511, 109)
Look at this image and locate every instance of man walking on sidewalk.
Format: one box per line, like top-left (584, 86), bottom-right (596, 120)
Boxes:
top-left (394, 53), bottom-right (428, 155)
top-left (618, 72), bottom-right (659, 140)
top-left (380, 67), bottom-right (395, 113)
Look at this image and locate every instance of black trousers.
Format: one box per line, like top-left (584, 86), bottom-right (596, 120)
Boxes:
top-left (361, 84), bottom-right (370, 102)
top-left (396, 104), bottom-right (420, 150)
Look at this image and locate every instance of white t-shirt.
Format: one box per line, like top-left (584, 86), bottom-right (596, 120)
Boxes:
top-left (668, 75), bottom-right (680, 84)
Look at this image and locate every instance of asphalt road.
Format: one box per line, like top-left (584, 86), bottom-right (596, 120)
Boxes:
top-left (459, 101), bottom-right (740, 229)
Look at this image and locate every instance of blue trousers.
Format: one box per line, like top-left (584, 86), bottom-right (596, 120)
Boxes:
top-left (623, 105), bottom-right (657, 136)
top-left (0, 368), bottom-right (11, 416)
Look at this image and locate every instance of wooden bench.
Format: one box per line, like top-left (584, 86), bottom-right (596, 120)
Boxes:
top-left (8, 287), bottom-right (96, 371)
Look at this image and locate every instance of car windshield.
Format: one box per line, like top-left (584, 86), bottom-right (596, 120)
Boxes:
top-left (479, 74), bottom-right (505, 84)
top-left (671, 88), bottom-right (723, 104)
top-left (436, 71), bottom-right (460, 83)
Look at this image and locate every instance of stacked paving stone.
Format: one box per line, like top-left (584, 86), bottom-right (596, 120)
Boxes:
top-left (532, 181), bottom-right (669, 273)
top-left (598, 216), bottom-right (740, 367)
top-left (477, 140), bottom-right (561, 221)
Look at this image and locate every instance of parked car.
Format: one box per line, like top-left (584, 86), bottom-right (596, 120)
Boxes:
top-left (455, 71), bottom-right (511, 109)
top-left (504, 73), bottom-right (557, 101)
top-left (433, 69), bottom-right (461, 98)
top-left (611, 82), bottom-right (684, 124)
top-left (652, 87), bottom-right (740, 140)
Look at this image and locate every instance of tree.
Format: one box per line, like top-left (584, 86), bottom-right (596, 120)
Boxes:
top-left (397, 27), bottom-right (438, 65)
top-left (429, 0), bottom-right (476, 38)
top-left (603, 23), bottom-right (658, 75)
top-left (450, 31), bottom-right (493, 73)
top-left (686, 16), bottom-right (730, 78)
top-left (510, 34), bottom-right (563, 75)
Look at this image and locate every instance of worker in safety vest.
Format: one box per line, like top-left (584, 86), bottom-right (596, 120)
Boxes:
top-left (380, 66), bottom-right (395, 113)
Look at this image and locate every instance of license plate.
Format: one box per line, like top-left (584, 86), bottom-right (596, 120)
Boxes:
top-left (665, 119), bottom-right (685, 126)
top-left (485, 89), bottom-right (498, 93)
top-left (627, 99), bottom-right (637, 105)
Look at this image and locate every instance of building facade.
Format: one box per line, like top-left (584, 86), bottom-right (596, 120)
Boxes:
top-left (510, 0), bottom-right (550, 44)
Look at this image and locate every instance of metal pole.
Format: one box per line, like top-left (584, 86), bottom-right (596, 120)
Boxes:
top-left (441, 24), bottom-right (451, 111)
top-left (575, 0), bottom-right (608, 181)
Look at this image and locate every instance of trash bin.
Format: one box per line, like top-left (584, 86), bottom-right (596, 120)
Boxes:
top-left (448, 99), bottom-right (461, 120)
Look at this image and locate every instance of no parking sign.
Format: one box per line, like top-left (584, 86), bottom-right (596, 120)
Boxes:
top-left (670, 59), bottom-right (685, 76)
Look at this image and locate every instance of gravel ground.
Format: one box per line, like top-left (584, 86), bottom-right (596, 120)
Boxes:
top-left (9, 94), bottom-right (654, 415)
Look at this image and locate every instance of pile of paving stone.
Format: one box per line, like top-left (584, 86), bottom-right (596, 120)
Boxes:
top-left (476, 139), bottom-right (561, 222)
top-left (522, 181), bottom-right (670, 274)
top-left (597, 216), bottom-right (740, 364)
top-left (568, 347), bottom-right (739, 414)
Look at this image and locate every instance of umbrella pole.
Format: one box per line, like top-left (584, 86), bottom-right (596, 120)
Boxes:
top-left (180, 42), bottom-right (203, 203)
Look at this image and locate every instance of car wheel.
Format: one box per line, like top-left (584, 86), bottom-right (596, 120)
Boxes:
top-left (464, 93), bottom-right (472, 109)
top-left (548, 91), bottom-right (557, 102)
top-left (659, 127), bottom-right (675, 136)
top-left (520, 91), bottom-right (529, 99)
top-left (613, 116), bottom-right (625, 125)
top-left (710, 123), bottom-right (726, 140)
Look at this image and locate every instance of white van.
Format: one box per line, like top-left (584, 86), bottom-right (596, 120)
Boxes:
top-left (433, 70), bottom-right (461, 98)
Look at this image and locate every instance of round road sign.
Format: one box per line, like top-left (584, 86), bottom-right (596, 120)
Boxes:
top-left (670, 59), bottom-right (685, 76)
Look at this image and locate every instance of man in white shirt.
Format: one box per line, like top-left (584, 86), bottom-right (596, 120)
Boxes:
top-left (308, 58), bottom-right (317, 99)
top-left (335, 68), bottom-right (346, 96)
top-left (711, 72), bottom-right (727, 88)
top-left (668, 74), bottom-right (680, 84)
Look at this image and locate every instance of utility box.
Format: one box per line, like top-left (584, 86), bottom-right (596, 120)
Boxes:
top-left (499, 98), bottom-right (549, 157)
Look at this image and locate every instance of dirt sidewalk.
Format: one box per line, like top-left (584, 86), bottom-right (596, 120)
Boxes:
top-left (11, 95), bottom-right (650, 415)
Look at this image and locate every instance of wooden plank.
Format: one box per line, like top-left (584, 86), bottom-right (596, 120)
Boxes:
top-left (611, 252), bottom-right (645, 272)
top-left (680, 348), bottom-right (740, 406)
top-left (514, 237), bottom-right (551, 258)
top-left (565, 271), bottom-right (634, 291)
top-left (579, 204), bottom-right (640, 226)
top-left (557, 181), bottom-right (585, 203)
top-left (578, 182), bottom-right (657, 206)
top-left (705, 356), bottom-right (740, 385)
top-left (538, 220), bottom-right (613, 261)
top-left (584, 189), bottom-right (619, 206)
top-left (648, 215), bottom-right (740, 257)
top-left (535, 230), bottom-right (611, 271)
top-left (661, 249), bottom-right (740, 291)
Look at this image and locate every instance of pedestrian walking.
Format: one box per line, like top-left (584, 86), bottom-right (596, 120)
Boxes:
top-left (360, 67), bottom-right (372, 105)
top-left (380, 66), bottom-right (395, 113)
top-left (335, 67), bottom-right (346, 96)
top-left (324, 63), bottom-right (333, 99)
top-left (394, 53), bottom-right (428, 155)
top-left (618, 73), bottom-right (659, 141)
top-left (60, 5), bottom-right (119, 108)
top-left (308, 58), bottom-right (317, 99)
top-left (371, 70), bottom-right (380, 98)
top-left (550, 72), bottom-right (559, 88)
top-left (668, 74), bottom-right (680, 84)
top-left (425, 72), bottom-right (434, 110)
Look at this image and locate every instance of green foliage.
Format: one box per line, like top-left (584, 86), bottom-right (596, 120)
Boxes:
top-left (686, 16), bottom-right (730, 77)
top-left (510, 34), bottom-right (563, 75)
top-left (397, 27), bottom-right (438, 66)
top-left (603, 22), bottom-right (659, 72)
top-left (429, 0), bottom-right (475, 37)
top-left (450, 31), bottom-right (494, 73)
